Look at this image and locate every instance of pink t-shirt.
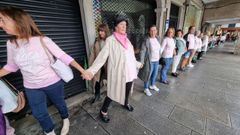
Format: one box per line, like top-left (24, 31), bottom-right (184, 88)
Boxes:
top-left (3, 36), bottom-right (74, 89)
top-left (161, 37), bottom-right (176, 58)
top-left (188, 34), bottom-right (195, 50)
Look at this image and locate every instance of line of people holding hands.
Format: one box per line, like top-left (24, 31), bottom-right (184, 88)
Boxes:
top-left (0, 6), bottom-right (209, 135)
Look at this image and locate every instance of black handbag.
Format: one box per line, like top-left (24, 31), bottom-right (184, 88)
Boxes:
top-left (159, 58), bottom-right (165, 65)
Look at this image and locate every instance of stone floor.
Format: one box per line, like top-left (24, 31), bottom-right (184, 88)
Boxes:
top-left (16, 43), bottom-right (240, 135)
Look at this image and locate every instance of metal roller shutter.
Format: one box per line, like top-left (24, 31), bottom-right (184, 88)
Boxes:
top-left (0, 0), bottom-right (87, 119)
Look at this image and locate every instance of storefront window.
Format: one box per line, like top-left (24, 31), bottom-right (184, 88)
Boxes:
top-left (93, 0), bottom-right (156, 52)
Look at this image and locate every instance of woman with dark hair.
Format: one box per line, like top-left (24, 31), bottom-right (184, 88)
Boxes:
top-left (180, 26), bottom-right (196, 69)
top-left (171, 29), bottom-right (186, 77)
top-left (138, 25), bottom-right (161, 96)
top-left (89, 24), bottom-right (110, 103)
top-left (83, 14), bottom-right (142, 123)
top-left (160, 28), bottom-right (176, 84)
top-left (0, 6), bottom-right (86, 135)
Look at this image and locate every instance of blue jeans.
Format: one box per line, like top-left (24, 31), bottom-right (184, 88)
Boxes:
top-left (160, 58), bottom-right (173, 82)
top-left (25, 80), bottom-right (68, 133)
top-left (144, 61), bottom-right (159, 89)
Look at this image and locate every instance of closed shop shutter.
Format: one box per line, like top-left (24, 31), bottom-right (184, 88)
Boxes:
top-left (0, 0), bottom-right (87, 119)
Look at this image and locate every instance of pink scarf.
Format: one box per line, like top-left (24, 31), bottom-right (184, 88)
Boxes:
top-left (113, 32), bottom-right (128, 49)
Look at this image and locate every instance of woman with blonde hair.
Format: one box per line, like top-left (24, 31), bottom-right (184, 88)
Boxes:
top-left (160, 28), bottom-right (176, 84)
top-left (0, 6), bottom-right (86, 135)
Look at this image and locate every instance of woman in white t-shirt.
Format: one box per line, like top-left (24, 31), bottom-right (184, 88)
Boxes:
top-left (160, 28), bottom-right (176, 84)
top-left (193, 31), bottom-right (202, 63)
top-left (138, 25), bottom-right (161, 96)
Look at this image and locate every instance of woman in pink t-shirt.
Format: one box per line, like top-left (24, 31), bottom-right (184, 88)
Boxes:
top-left (0, 6), bottom-right (86, 135)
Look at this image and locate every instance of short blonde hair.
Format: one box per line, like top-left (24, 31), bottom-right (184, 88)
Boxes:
top-left (165, 27), bottom-right (175, 37)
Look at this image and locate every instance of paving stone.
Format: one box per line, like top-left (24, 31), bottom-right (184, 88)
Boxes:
top-left (83, 100), bottom-right (154, 135)
top-left (98, 105), bottom-right (155, 135)
top-left (68, 108), bottom-right (108, 135)
top-left (129, 100), bottom-right (191, 135)
top-left (170, 106), bottom-right (205, 134)
top-left (131, 90), bottom-right (174, 117)
top-left (191, 131), bottom-right (202, 135)
top-left (230, 113), bottom-right (240, 129)
top-left (206, 119), bottom-right (240, 135)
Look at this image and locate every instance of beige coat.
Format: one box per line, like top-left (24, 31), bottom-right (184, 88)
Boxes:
top-left (88, 35), bottom-right (141, 105)
top-left (88, 40), bottom-right (107, 87)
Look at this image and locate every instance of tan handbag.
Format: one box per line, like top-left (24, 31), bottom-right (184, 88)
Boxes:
top-left (2, 78), bottom-right (26, 113)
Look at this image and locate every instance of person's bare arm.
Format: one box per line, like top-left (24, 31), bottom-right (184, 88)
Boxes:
top-left (0, 68), bottom-right (11, 77)
top-left (69, 60), bottom-right (85, 74)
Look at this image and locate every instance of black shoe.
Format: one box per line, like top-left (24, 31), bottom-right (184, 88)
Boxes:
top-left (171, 73), bottom-right (178, 77)
top-left (160, 80), bottom-right (169, 85)
top-left (179, 68), bottom-right (186, 72)
top-left (99, 111), bottom-right (110, 123)
top-left (122, 104), bottom-right (134, 112)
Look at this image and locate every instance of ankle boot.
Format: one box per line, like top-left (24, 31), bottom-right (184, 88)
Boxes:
top-left (99, 111), bottom-right (110, 123)
top-left (60, 118), bottom-right (70, 135)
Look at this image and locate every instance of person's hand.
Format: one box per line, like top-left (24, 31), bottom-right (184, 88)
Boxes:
top-left (136, 62), bottom-right (143, 69)
top-left (81, 70), bottom-right (93, 80)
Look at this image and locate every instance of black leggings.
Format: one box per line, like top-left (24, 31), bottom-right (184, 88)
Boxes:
top-left (197, 51), bottom-right (204, 60)
top-left (101, 82), bottom-right (133, 113)
top-left (95, 81), bottom-right (101, 96)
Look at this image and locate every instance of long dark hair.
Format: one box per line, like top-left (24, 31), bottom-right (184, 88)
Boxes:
top-left (0, 6), bottom-right (43, 44)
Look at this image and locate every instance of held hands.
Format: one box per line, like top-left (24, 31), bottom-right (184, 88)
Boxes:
top-left (81, 70), bottom-right (93, 80)
top-left (136, 62), bottom-right (143, 69)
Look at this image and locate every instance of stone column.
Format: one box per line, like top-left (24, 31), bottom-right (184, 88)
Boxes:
top-left (155, 0), bottom-right (166, 38)
top-left (79, 0), bottom-right (96, 57)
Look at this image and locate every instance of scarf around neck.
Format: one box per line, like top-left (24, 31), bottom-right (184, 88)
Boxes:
top-left (113, 32), bottom-right (128, 49)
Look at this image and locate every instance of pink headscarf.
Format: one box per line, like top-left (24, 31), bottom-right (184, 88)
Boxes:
top-left (113, 32), bottom-right (128, 49)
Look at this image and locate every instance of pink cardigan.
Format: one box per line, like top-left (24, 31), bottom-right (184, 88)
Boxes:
top-left (3, 36), bottom-right (74, 89)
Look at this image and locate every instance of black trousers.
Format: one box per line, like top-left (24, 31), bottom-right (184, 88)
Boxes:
top-left (101, 82), bottom-right (133, 113)
top-left (94, 67), bottom-right (106, 96)
top-left (197, 51), bottom-right (204, 60)
top-left (95, 81), bottom-right (101, 96)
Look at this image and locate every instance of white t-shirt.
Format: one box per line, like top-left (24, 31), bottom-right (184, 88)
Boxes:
top-left (188, 34), bottom-right (195, 50)
top-left (149, 38), bottom-right (161, 62)
top-left (195, 36), bottom-right (202, 51)
top-left (161, 37), bottom-right (176, 58)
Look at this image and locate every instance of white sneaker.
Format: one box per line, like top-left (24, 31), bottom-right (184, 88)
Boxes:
top-left (149, 85), bottom-right (160, 92)
top-left (45, 130), bottom-right (56, 135)
top-left (187, 63), bottom-right (194, 68)
top-left (144, 88), bottom-right (152, 96)
top-left (61, 118), bottom-right (70, 135)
